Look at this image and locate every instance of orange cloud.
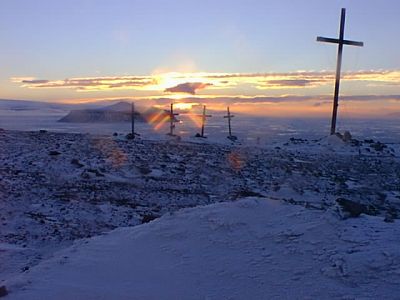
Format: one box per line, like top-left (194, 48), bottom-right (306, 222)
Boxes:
top-left (10, 70), bottom-right (400, 93)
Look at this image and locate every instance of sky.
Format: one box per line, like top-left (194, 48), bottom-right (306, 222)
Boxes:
top-left (0, 0), bottom-right (399, 117)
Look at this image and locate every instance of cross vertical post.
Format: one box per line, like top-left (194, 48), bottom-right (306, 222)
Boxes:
top-left (223, 106), bottom-right (235, 139)
top-left (317, 8), bottom-right (363, 135)
top-left (131, 101), bottom-right (135, 138)
top-left (199, 105), bottom-right (212, 138)
top-left (168, 103), bottom-right (180, 136)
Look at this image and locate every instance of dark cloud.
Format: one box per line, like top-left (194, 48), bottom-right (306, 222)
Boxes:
top-left (264, 79), bottom-right (326, 88)
top-left (22, 79), bottom-right (50, 84)
top-left (18, 76), bottom-right (155, 91)
top-left (165, 82), bottom-right (213, 95)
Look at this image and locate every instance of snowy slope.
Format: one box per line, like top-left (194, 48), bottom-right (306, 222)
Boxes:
top-left (5, 198), bottom-right (400, 300)
top-left (1, 129), bottom-right (400, 286)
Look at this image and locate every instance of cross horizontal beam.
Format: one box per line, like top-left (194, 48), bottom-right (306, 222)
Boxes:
top-left (317, 36), bottom-right (363, 47)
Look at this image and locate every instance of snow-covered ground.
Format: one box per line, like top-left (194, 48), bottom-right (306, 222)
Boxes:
top-left (1, 126), bottom-right (400, 299)
top-left (5, 198), bottom-right (400, 299)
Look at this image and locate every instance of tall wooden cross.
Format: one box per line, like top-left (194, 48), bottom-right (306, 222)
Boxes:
top-left (317, 8), bottom-right (363, 135)
top-left (168, 103), bottom-right (180, 136)
top-left (223, 106), bottom-right (235, 139)
top-left (198, 105), bottom-right (212, 138)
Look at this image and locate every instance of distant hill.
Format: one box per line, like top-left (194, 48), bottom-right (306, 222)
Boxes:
top-left (59, 101), bottom-right (171, 123)
top-left (0, 99), bottom-right (73, 112)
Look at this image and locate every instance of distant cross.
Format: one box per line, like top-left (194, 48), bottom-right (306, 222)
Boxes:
top-left (131, 101), bottom-right (135, 138)
top-left (197, 105), bottom-right (212, 138)
top-left (317, 8), bottom-right (363, 135)
top-left (223, 106), bottom-right (236, 140)
top-left (168, 103), bottom-right (180, 136)
top-left (130, 101), bottom-right (140, 139)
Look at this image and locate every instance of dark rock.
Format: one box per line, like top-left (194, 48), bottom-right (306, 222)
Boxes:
top-left (289, 137), bottom-right (307, 144)
top-left (335, 132), bottom-right (343, 139)
top-left (0, 286), bottom-right (8, 297)
top-left (71, 158), bottom-right (84, 168)
top-left (370, 142), bottom-right (387, 152)
top-left (113, 132), bottom-right (118, 137)
top-left (138, 166), bottom-right (151, 175)
top-left (141, 214), bottom-right (158, 224)
top-left (384, 207), bottom-right (398, 223)
top-left (336, 198), bottom-right (375, 218)
top-left (350, 139), bottom-right (361, 146)
top-left (21, 266), bottom-right (30, 272)
top-left (39, 129), bottom-right (47, 133)
top-left (87, 169), bottom-right (104, 177)
top-left (384, 215), bottom-right (395, 223)
top-left (49, 150), bottom-right (61, 156)
top-left (235, 189), bottom-right (264, 199)
top-left (227, 135), bottom-right (238, 142)
top-left (343, 131), bottom-right (352, 142)
top-left (126, 133), bottom-right (134, 140)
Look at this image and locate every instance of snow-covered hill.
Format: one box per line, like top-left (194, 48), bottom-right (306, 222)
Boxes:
top-left (1, 129), bottom-right (400, 299)
top-left (5, 198), bottom-right (400, 299)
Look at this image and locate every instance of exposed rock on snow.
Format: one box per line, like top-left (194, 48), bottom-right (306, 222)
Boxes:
top-left (0, 286), bottom-right (8, 298)
top-left (336, 197), bottom-right (378, 218)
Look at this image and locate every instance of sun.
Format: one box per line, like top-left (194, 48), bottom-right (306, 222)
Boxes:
top-left (173, 102), bottom-right (194, 110)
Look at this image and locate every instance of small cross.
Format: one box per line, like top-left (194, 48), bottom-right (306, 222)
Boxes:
top-left (223, 106), bottom-right (237, 141)
top-left (317, 8), bottom-right (364, 135)
top-left (196, 105), bottom-right (212, 138)
top-left (167, 103), bottom-right (180, 136)
top-left (127, 101), bottom-right (140, 139)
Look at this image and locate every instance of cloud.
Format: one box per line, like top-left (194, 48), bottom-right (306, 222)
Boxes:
top-left (11, 70), bottom-right (400, 93)
top-left (22, 79), bottom-right (50, 84)
top-left (164, 82), bottom-right (213, 95)
top-left (13, 76), bottom-right (155, 91)
top-left (263, 79), bottom-right (327, 88)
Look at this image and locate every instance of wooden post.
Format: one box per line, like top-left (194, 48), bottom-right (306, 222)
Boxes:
top-left (131, 101), bottom-right (135, 138)
top-left (223, 106), bottom-right (235, 139)
top-left (168, 103), bottom-right (180, 136)
top-left (199, 105), bottom-right (212, 138)
top-left (317, 8), bottom-right (363, 135)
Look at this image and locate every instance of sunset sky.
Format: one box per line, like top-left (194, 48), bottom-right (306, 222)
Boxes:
top-left (0, 0), bottom-right (399, 117)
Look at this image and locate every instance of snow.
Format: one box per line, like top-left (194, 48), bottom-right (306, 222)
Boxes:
top-left (5, 198), bottom-right (400, 299)
top-left (1, 122), bottom-right (400, 298)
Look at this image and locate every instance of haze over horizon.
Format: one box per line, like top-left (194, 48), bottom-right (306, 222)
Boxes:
top-left (1, 0), bottom-right (399, 117)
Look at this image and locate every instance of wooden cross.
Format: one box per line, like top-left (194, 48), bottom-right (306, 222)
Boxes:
top-left (197, 105), bottom-right (212, 138)
top-left (167, 103), bottom-right (180, 136)
top-left (130, 101), bottom-right (140, 139)
top-left (131, 101), bottom-right (135, 138)
top-left (223, 106), bottom-right (236, 140)
top-left (317, 8), bottom-right (363, 135)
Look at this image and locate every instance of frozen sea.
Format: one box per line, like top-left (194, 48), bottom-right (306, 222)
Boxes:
top-left (0, 109), bottom-right (399, 145)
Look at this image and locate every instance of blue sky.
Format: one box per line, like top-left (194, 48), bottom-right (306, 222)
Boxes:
top-left (0, 0), bottom-right (399, 116)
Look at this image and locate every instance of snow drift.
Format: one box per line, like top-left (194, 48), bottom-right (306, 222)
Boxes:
top-left (6, 198), bottom-right (400, 299)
